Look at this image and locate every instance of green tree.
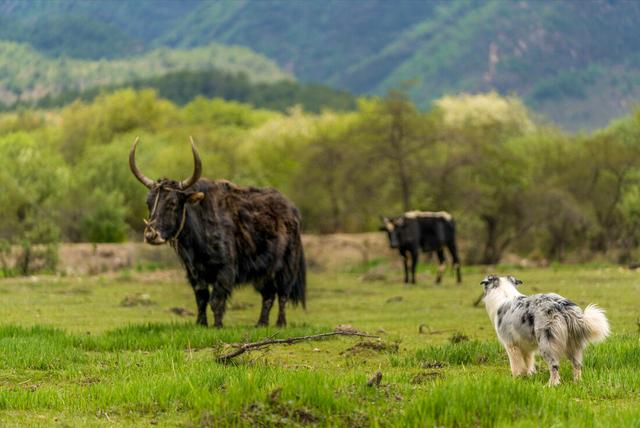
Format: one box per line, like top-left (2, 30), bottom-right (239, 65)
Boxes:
top-left (434, 93), bottom-right (536, 264)
top-left (0, 132), bottom-right (67, 273)
top-left (354, 91), bottom-right (435, 212)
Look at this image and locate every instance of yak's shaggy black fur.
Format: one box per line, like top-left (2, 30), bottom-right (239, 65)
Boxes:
top-left (131, 140), bottom-right (305, 328)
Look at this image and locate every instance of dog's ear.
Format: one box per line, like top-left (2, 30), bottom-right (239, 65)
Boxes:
top-left (508, 275), bottom-right (523, 286)
top-left (480, 275), bottom-right (499, 292)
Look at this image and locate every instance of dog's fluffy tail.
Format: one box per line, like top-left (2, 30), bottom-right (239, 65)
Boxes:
top-left (582, 304), bottom-right (610, 343)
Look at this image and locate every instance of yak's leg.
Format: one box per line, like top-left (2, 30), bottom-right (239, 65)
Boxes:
top-left (257, 282), bottom-right (276, 327)
top-left (187, 275), bottom-right (209, 326)
top-left (193, 287), bottom-right (209, 326)
top-left (210, 287), bottom-right (228, 328)
top-left (435, 248), bottom-right (446, 284)
top-left (276, 294), bottom-right (287, 327)
top-left (402, 252), bottom-right (409, 284)
top-left (410, 249), bottom-right (418, 284)
top-left (448, 240), bottom-right (462, 284)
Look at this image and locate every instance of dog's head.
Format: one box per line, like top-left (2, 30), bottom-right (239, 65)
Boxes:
top-left (480, 275), bottom-right (523, 294)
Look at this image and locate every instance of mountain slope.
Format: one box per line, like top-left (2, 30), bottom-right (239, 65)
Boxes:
top-left (2, 0), bottom-right (639, 129)
top-left (159, 0), bottom-right (441, 81)
top-left (0, 0), bottom-right (200, 58)
top-left (162, 0), bottom-right (640, 130)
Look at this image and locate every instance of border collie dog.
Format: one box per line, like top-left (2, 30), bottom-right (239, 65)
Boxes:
top-left (481, 275), bottom-right (610, 386)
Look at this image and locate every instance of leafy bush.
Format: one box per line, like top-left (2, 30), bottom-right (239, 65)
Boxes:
top-left (80, 190), bottom-right (129, 243)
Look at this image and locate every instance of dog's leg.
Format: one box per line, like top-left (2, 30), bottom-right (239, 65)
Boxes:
top-left (568, 348), bottom-right (583, 381)
top-left (523, 351), bottom-right (536, 376)
top-left (505, 345), bottom-right (527, 377)
top-left (539, 344), bottom-right (561, 386)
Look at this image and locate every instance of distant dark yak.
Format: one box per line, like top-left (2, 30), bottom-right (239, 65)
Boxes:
top-left (129, 137), bottom-right (306, 327)
top-left (381, 211), bottom-right (461, 284)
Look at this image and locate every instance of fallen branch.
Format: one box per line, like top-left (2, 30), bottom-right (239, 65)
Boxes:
top-left (217, 330), bottom-right (379, 363)
top-left (418, 324), bottom-right (452, 335)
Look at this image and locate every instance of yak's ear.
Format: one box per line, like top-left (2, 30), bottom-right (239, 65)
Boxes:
top-left (187, 192), bottom-right (205, 204)
top-left (508, 275), bottom-right (523, 286)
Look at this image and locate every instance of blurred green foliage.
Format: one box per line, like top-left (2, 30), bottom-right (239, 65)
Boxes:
top-left (1, 88), bottom-right (640, 268)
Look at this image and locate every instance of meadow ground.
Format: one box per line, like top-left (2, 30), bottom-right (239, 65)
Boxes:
top-left (0, 261), bottom-right (638, 427)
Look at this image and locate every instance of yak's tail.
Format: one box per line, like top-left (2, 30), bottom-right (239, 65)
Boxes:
top-left (582, 304), bottom-right (610, 343)
top-left (289, 243), bottom-right (306, 309)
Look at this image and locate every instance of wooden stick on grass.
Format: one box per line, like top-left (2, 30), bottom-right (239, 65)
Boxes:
top-left (473, 292), bottom-right (485, 307)
top-left (217, 331), bottom-right (379, 363)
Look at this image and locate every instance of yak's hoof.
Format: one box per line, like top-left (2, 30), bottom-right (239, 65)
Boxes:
top-left (276, 320), bottom-right (286, 328)
top-left (196, 319), bottom-right (208, 327)
top-left (256, 321), bottom-right (268, 328)
top-left (213, 323), bottom-right (223, 329)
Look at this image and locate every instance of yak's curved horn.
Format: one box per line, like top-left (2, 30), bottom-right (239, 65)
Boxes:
top-left (179, 136), bottom-right (202, 190)
top-left (129, 137), bottom-right (155, 189)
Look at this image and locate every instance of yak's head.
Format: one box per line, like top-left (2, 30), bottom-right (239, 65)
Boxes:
top-left (130, 137), bottom-right (205, 245)
top-left (380, 216), bottom-right (403, 249)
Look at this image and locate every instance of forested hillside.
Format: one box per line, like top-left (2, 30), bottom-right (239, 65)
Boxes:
top-left (0, 41), bottom-right (289, 106)
top-left (28, 69), bottom-right (356, 113)
top-left (2, 0), bottom-right (638, 130)
top-left (163, 0), bottom-right (640, 131)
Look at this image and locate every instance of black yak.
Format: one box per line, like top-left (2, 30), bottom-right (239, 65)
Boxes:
top-left (381, 211), bottom-right (461, 284)
top-left (129, 137), bottom-right (306, 327)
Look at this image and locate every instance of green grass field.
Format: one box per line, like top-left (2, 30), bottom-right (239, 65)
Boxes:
top-left (0, 262), bottom-right (638, 426)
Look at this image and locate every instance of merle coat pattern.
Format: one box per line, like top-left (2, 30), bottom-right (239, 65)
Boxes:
top-left (381, 211), bottom-right (462, 284)
top-left (130, 138), bottom-right (306, 328)
top-left (482, 275), bottom-right (609, 385)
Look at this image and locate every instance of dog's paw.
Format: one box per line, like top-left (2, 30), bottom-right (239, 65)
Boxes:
top-left (547, 377), bottom-right (561, 387)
